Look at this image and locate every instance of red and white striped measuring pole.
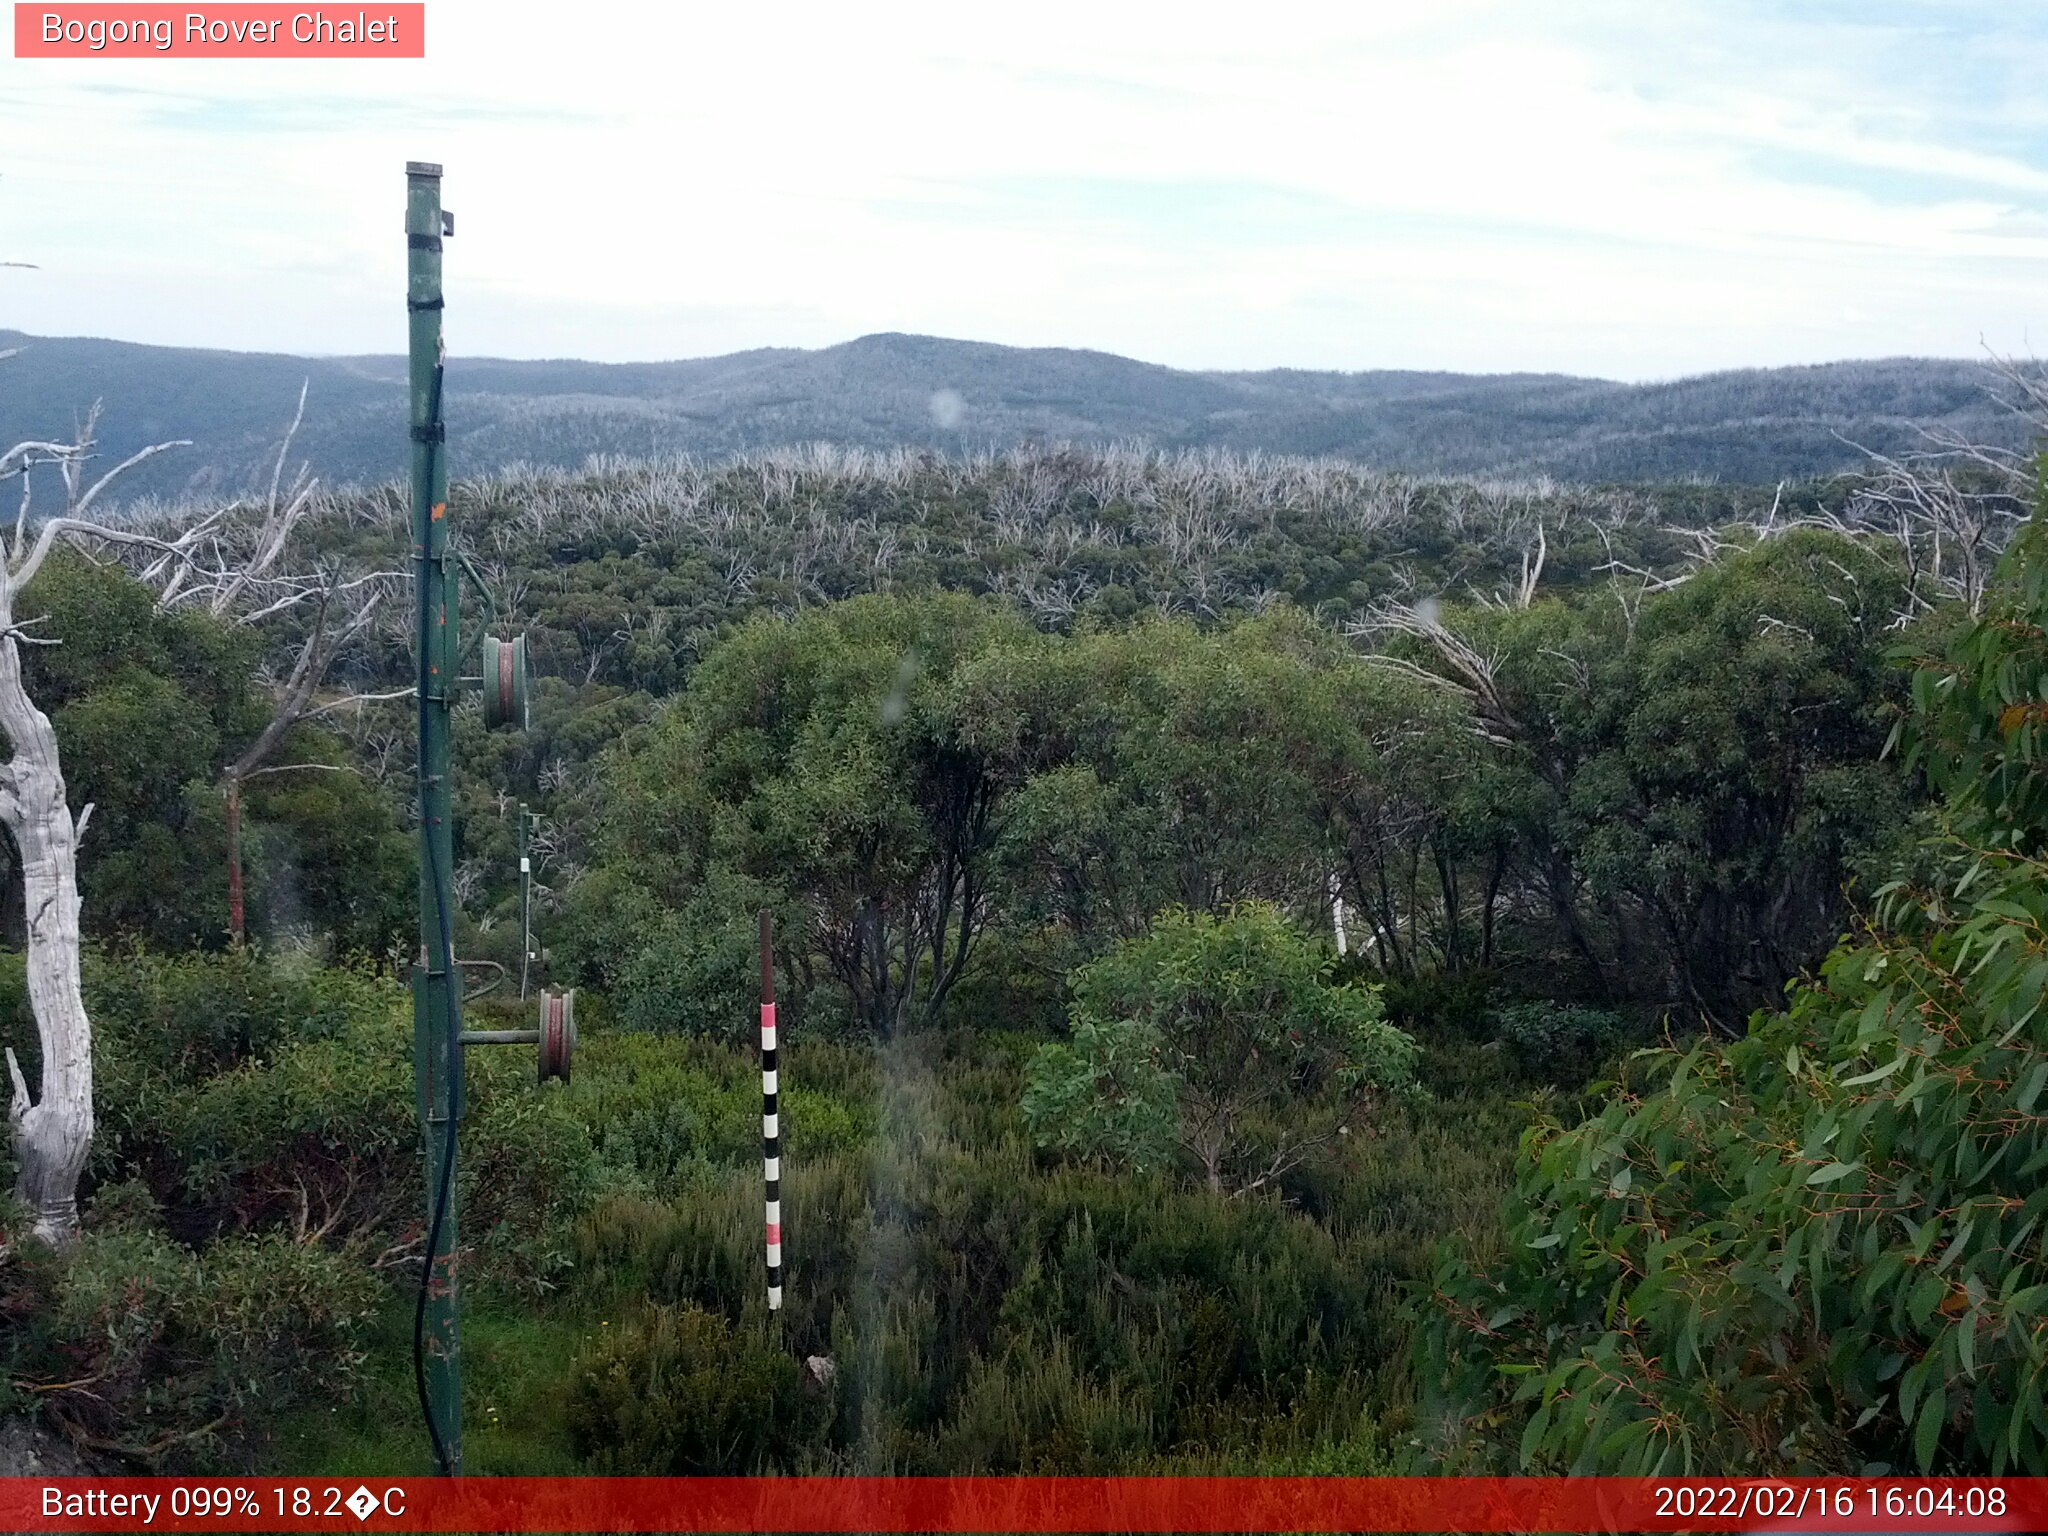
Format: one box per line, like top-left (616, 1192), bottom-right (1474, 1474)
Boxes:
top-left (759, 909), bottom-right (783, 1311)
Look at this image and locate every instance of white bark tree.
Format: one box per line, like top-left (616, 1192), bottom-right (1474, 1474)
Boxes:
top-left (0, 402), bottom-right (200, 1247)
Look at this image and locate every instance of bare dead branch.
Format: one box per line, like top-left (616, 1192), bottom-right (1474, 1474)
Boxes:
top-left (69, 440), bottom-right (191, 520)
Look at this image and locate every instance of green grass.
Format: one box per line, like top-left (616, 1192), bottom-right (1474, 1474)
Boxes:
top-left (271, 1293), bottom-right (593, 1475)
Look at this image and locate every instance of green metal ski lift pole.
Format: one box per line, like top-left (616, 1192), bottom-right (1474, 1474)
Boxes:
top-left (403, 156), bottom-right (566, 1479)
top-left (406, 158), bottom-right (464, 1477)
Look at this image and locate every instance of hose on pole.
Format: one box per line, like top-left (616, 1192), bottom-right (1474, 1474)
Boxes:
top-left (411, 355), bottom-right (460, 1478)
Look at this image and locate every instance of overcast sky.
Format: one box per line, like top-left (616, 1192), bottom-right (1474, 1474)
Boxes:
top-left (4, 0), bottom-right (2045, 378)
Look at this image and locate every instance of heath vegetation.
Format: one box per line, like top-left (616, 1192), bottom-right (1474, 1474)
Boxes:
top-left (0, 395), bottom-right (2043, 1476)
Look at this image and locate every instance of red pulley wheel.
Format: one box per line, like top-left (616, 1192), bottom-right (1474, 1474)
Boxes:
top-left (481, 634), bottom-right (529, 730)
top-left (538, 987), bottom-right (575, 1083)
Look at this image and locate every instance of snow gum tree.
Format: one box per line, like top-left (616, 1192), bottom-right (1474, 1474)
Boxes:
top-left (0, 380), bottom-right (194, 1247)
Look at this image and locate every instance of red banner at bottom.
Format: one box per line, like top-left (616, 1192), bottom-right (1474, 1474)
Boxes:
top-left (4, 1476), bottom-right (2045, 1533)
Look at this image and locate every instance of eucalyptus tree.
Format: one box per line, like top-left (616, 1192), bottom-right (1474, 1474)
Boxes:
top-left (600, 591), bottom-right (1041, 1036)
top-left (1362, 528), bottom-right (1913, 1026)
top-left (1418, 498), bottom-right (2048, 1476)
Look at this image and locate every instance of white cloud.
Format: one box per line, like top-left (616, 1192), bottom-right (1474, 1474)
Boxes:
top-left (2, 0), bottom-right (2044, 376)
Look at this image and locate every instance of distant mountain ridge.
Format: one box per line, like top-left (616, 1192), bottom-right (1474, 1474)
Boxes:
top-left (0, 328), bottom-right (2031, 501)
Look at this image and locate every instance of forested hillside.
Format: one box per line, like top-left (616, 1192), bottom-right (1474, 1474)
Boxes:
top-left (0, 328), bottom-right (2034, 500)
top-left (1, 415), bottom-right (2043, 1477)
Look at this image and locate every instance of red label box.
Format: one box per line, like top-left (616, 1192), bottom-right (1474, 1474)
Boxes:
top-left (3, 1477), bottom-right (2047, 1533)
top-left (14, 3), bottom-right (425, 56)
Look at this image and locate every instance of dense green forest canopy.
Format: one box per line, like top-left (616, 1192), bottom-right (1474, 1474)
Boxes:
top-left (0, 430), bottom-right (2042, 1479)
top-left (5, 554), bottom-right (411, 956)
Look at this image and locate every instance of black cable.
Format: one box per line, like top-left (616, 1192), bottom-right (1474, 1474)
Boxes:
top-left (411, 357), bottom-right (461, 1478)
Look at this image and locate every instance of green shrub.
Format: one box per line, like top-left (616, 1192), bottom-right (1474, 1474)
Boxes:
top-left (164, 1004), bottom-right (609, 1290)
top-left (576, 1149), bottom-right (870, 1355)
top-left (83, 1177), bottom-right (165, 1234)
top-left (48, 1227), bottom-right (201, 1394)
top-left (162, 1009), bottom-right (417, 1237)
top-left (1490, 1000), bottom-right (1634, 1083)
top-left (1373, 968), bottom-right (1498, 1037)
top-left (563, 1021), bottom-right (1446, 1476)
top-left (550, 867), bottom-right (663, 995)
top-left (1418, 905), bottom-right (2048, 1476)
top-left (462, 1080), bottom-right (615, 1289)
top-left (201, 1236), bottom-right (384, 1416)
top-left (89, 944), bottom-right (389, 1080)
top-left (566, 1033), bottom-right (875, 1186)
top-left (608, 867), bottom-right (789, 1040)
top-left (0, 944), bottom-right (399, 1192)
top-left (79, 947), bottom-right (397, 1174)
top-left (1020, 1016), bottom-right (1178, 1173)
top-left (934, 1335), bottom-right (1160, 1471)
top-left (9, 1226), bottom-right (378, 1466)
top-left (1025, 903), bottom-right (1418, 1194)
top-left (939, 928), bottom-right (1072, 1036)
top-left (568, 1303), bottom-right (806, 1472)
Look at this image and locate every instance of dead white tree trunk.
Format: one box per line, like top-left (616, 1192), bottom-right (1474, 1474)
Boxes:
top-left (0, 396), bottom-right (196, 1248)
top-left (0, 576), bottom-right (92, 1246)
